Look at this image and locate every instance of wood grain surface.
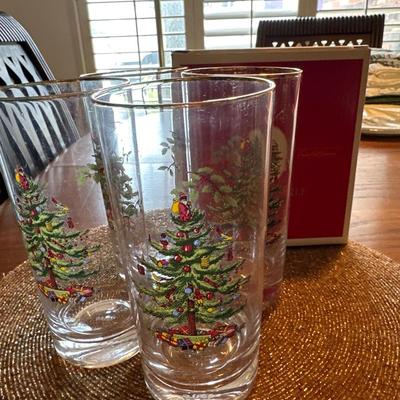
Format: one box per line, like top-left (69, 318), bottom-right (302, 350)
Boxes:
top-left (0, 138), bottom-right (399, 275)
top-left (350, 137), bottom-right (400, 262)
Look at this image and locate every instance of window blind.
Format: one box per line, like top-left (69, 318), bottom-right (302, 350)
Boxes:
top-left (203, 0), bottom-right (298, 49)
top-left (86, 0), bottom-right (186, 70)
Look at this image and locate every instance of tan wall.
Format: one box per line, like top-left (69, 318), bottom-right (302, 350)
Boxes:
top-left (1, 0), bottom-right (85, 79)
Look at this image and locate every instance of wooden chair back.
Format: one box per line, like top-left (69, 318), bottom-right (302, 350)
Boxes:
top-left (256, 15), bottom-right (385, 48)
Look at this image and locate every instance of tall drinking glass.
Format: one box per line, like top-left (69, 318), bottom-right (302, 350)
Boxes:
top-left (184, 66), bottom-right (302, 311)
top-left (92, 76), bottom-right (275, 399)
top-left (0, 79), bottom-right (139, 367)
top-left (81, 68), bottom-right (186, 269)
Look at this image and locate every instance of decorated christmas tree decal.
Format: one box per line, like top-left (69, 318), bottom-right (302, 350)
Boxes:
top-left (137, 193), bottom-right (248, 351)
top-left (266, 140), bottom-right (284, 244)
top-left (15, 168), bottom-right (99, 304)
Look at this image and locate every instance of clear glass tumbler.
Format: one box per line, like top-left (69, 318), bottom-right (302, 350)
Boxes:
top-left (0, 79), bottom-right (139, 367)
top-left (81, 68), bottom-right (185, 269)
top-left (92, 76), bottom-right (275, 399)
top-left (184, 66), bottom-right (302, 311)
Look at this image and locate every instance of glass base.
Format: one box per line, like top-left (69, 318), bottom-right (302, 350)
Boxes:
top-left (144, 353), bottom-right (258, 400)
top-left (51, 298), bottom-right (139, 368)
top-left (262, 281), bottom-right (282, 315)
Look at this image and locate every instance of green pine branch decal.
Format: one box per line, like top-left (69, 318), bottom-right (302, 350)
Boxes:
top-left (80, 149), bottom-right (140, 227)
top-left (159, 130), bottom-right (264, 229)
top-left (158, 130), bottom-right (186, 177)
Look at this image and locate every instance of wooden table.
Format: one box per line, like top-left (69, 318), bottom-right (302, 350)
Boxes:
top-left (350, 137), bottom-right (400, 262)
top-left (0, 137), bottom-right (399, 275)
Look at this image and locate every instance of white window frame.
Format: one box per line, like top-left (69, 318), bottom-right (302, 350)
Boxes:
top-left (74, 0), bottom-right (397, 73)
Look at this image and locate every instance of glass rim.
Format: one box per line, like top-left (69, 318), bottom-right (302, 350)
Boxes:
top-left (0, 77), bottom-right (130, 101)
top-left (182, 65), bottom-right (302, 78)
top-left (91, 75), bottom-right (275, 109)
top-left (81, 66), bottom-right (186, 79)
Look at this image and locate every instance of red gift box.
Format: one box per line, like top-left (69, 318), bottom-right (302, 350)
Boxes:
top-left (172, 46), bottom-right (369, 245)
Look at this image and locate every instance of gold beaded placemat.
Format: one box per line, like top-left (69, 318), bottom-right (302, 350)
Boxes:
top-left (1, 241), bottom-right (399, 400)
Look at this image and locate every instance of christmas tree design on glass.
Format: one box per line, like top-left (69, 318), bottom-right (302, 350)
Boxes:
top-left (79, 149), bottom-right (140, 229)
top-left (266, 139), bottom-right (284, 244)
top-left (15, 168), bottom-right (99, 304)
top-left (138, 193), bottom-right (248, 351)
top-left (160, 131), bottom-right (263, 230)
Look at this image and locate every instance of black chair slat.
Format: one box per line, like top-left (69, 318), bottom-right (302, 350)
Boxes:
top-left (256, 15), bottom-right (385, 48)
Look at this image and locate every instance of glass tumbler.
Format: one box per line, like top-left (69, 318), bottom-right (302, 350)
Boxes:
top-left (81, 68), bottom-right (186, 268)
top-left (92, 76), bottom-right (275, 399)
top-left (0, 79), bottom-right (139, 367)
top-left (184, 66), bottom-right (302, 311)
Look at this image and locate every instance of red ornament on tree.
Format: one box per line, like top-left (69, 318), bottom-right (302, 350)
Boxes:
top-left (160, 239), bottom-right (169, 249)
top-left (177, 307), bottom-right (184, 313)
top-left (165, 287), bottom-right (176, 300)
top-left (193, 227), bottom-right (200, 234)
top-left (182, 265), bottom-right (191, 273)
top-left (176, 231), bottom-right (185, 238)
top-left (206, 292), bottom-right (213, 300)
top-left (194, 288), bottom-right (203, 299)
top-left (182, 244), bottom-right (193, 252)
top-left (137, 265), bottom-right (145, 275)
top-left (188, 300), bottom-right (195, 309)
top-left (174, 255), bottom-right (183, 262)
